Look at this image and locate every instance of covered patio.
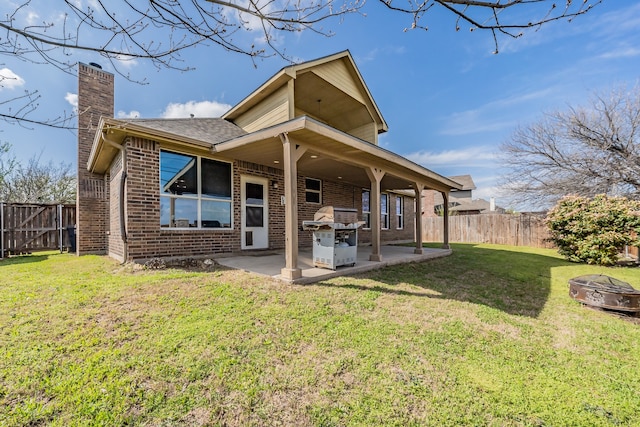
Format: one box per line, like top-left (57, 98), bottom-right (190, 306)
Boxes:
top-left (214, 115), bottom-right (462, 281)
top-left (215, 244), bottom-right (451, 284)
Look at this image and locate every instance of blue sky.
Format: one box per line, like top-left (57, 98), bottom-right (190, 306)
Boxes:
top-left (1, 1), bottom-right (639, 209)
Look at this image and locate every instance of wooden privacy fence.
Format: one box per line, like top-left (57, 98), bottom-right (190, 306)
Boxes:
top-left (423, 213), bottom-right (554, 249)
top-left (1, 203), bottom-right (76, 258)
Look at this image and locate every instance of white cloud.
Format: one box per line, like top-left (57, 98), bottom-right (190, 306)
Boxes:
top-left (161, 100), bottom-right (232, 118)
top-left (65, 92), bottom-right (78, 108)
top-left (357, 46), bottom-right (407, 63)
top-left (222, 0), bottom-right (274, 33)
top-left (406, 146), bottom-right (498, 168)
top-left (440, 88), bottom-right (553, 136)
top-left (0, 68), bottom-right (26, 90)
top-left (599, 47), bottom-right (640, 60)
top-left (117, 110), bottom-right (141, 119)
top-left (26, 11), bottom-right (39, 25)
top-left (115, 55), bottom-right (139, 69)
top-left (596, 3), bottom-right (640, 35)
top-left (440, 111), bottom-right (516, 136)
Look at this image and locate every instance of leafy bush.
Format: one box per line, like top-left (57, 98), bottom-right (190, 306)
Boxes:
top-left (546, 194), bottom-right (640, 265)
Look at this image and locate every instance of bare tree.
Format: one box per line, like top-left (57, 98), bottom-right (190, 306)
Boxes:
top-left (0, 154), bottom-right (76, 203)
top-left (0, 141), bottom-right (18, 189)
top-left (499, 86), bottom-right (640, 209)
top-left (1, 0), bottom-right (601, 128)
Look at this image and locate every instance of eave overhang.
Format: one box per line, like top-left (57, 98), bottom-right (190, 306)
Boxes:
top-left (88, 117), bottom-right (217, 173)
top-left (213, 116), bottom-right (461, 193)
top-left (88, 115), bottom-right (461, 194)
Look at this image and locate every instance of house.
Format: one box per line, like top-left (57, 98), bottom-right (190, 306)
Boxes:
top-left (423, 174), bottom-right (504, 216)
top-left (76, 51), bottom-right (462, 280)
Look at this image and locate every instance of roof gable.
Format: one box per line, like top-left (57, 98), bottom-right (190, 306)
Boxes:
top-left (449, 175), bottom-right (476, 191)
top-left (223, 51), bottom-right (388, 140)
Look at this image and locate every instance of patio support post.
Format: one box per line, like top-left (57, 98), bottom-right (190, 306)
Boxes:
top-left (366, 167), bottom-right (385, 262)
top-left (280, 133), bottom-right (306, 281)
top-left (441, 191), bottom-right (450, 249)
top-left (413, 183), bottom-right (425, 254)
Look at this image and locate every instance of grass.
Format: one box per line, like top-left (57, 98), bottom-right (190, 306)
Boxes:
top-left (1, 244), bottom-right (640, 426)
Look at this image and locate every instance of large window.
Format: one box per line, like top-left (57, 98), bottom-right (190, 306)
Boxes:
top-left (160, 150), bottom-right (232, 229)
top-left (396, 195), bottom-right (404, 230)
top-left (381, 193), bottom-right (389, 229)
top-left (305, 178), bottom-right (322, 204)
top-left (362, 190), bottom-right (371, 229)
top-left (363, 190), bottom-right (390, 229)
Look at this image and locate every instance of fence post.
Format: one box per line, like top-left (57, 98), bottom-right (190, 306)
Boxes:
top-left (1, 202), bottom-right (4, 259)
top-left (58, 204), bottom-right (63, 253)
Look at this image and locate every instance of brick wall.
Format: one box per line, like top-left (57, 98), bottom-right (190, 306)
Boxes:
top-left (77, 63), bottom-right (113, 254)
top-left (358, 192), bottom-right (416, 245)
top-left (115, 140), bottom-right (417, 261)
top-left (108, 151), bottom-right (125, 261)
top-left (122, 138), bottom-right (241, 260)
top-left (422, 189), bottom-right (438, 218)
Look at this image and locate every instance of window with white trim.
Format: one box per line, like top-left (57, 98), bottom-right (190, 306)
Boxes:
top-left (160, 150), bottom-right (232, 229)
top-left (362, 190), bottom-right (371, 229)
top-left (381, 193), bottom-right (389, 229)
top-left (305, 177), bottom-right (322, 204)
top-left (396, 195), bottom-right (404, 229)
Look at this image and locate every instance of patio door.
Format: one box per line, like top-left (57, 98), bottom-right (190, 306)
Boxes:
top-left (241, 176), bottom-right (269, 250)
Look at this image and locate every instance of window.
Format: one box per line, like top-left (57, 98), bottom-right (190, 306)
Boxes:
top-left (305, 178), bottom-right (322, 203)
top-left (160, 150), bottom-right (232, 229)
top-left (396, 195), bottom-right (404, 229)
top-left (381, 193), bottom-right (389, 229)
top-left (362, 190), bottom-right (371, 229)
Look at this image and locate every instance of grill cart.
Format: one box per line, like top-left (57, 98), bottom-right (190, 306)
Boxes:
top-left (302, 207), bottom-right (363, 270)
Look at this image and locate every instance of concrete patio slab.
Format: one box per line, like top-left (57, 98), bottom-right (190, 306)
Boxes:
top-left (214, 245), bottom-right (452, 284)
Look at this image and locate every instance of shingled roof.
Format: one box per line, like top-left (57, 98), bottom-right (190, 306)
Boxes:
top-left (449, 175), bottom-right (476, 191)
top-left (125, 118), bottom-right (247, 145)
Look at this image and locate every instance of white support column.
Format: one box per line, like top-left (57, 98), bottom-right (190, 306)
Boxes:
top-left (366, 167), bottom-right (385, 262)
top-left (413, 183), bottom-right (425, 254)
top-left (280, 133), bottom-right (306, 281)
top-left (441, 191), bottom-right (450, 250)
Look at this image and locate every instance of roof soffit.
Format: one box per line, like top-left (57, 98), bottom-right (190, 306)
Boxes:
top-left (88, 117), bottom-right (236, 173)
top-left (222, 51), bottom-right (387, 132)
top-left (213, 117), bottom-right (460, 193)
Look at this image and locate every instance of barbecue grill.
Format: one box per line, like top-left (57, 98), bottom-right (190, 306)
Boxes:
top-left (302, 207), bottom-right (363, 270)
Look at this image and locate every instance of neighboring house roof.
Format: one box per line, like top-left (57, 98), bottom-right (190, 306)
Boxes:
top-left (449, 175), bottom-right (476, 191)
top-left (450, 199), bottom-right (490, 212)
top-left (432, 174), bottom-right (475, 206)
top-left (436, 198), bottom-right (505, 214)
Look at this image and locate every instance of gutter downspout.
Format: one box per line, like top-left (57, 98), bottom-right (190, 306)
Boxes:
top-left (102, 132), bottom-right (128, 262)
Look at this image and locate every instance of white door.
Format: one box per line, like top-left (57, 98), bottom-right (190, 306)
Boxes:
top-left (241, 176), bottom-right (269, 249)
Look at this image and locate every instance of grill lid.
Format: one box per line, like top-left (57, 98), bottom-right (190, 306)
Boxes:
top-left (313, 206), bottom-right (359, 224)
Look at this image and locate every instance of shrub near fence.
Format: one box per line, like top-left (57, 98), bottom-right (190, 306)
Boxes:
top-left (423, 213), bottom-right (554, 249)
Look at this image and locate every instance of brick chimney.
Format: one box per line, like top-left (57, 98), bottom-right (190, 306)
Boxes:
top-left (76, 62), bottom-right (114, 255)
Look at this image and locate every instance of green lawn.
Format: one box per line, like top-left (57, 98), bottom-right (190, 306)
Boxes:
top-left (1, 244), bottom-right (640, 426)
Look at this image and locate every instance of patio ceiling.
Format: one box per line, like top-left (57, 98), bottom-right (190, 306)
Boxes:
top-left (213, 116), bottom-right (461, 193)
top-left (294, 71), bottom-right (374, 135)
